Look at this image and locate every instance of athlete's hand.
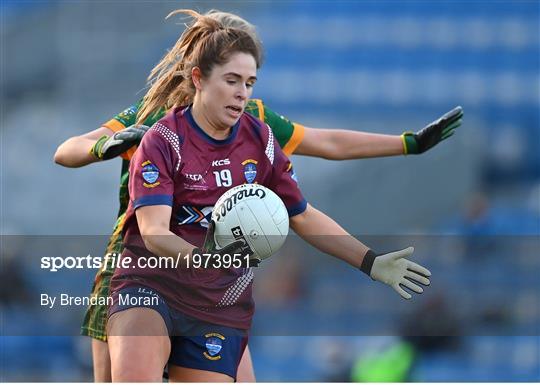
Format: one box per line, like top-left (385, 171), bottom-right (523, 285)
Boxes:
top-left (360, 247), bottom-right (431, 299)
top-left (402, 106), bottom-right (463, 154)
top-left (192, 221), bottom-right (257, 267)
top-left (90, 124), bottom-right (150, 160)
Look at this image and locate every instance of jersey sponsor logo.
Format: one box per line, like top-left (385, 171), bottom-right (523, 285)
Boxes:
top-left (184, 173), bottom-right (203, 182)
top-left (212, 158), bottom-right (230, 167)
top-left (242, 159), bottom-right (258, 183)
top-left (183, 183), bottom-right (208, 191)
top-left (203, 333), bottom-right (225, 360)
top-left (183, 172), bottom-right (207, 191)
top-left (214, 187), bottom-right (266, 221)
top-left (141, 161), bottom-right (160, 188)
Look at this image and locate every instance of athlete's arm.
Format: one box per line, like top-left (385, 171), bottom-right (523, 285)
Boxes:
top-left (289, 203), bottom-right (370, 267)
top-left (296, 128), bottom-right (403, 159)
top-left (289, 204), bottom-right (431, 299)
top-left (55, 101), bottom-right (152, 168)
top-left (293, 106), bottom-right (463, 159)
top-left (54, 126), bottom-right (113, 167)
top-left (135, 205), bottom-right (196, 265)
top-left (136, 206), bottom-right (246, 267)
top-left (55, 124), bottom-right (150, 167)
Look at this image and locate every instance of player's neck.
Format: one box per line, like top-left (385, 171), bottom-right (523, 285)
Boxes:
top-left (191, 103), bottom-right (231, 140)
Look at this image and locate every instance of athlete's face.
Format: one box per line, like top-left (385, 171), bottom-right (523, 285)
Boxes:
top-left (195, 52), bottom-right (257, 133)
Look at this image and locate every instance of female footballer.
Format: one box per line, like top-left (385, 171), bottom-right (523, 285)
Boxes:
top-left (103, 10), bottom-right (431, 382)
top-left (54, 10), bottom-right (461, 382)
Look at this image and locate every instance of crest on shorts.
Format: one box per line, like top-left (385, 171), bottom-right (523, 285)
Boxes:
top-left (142, 160), bottom-right (160, 188)
top-left (242, 159), bottom-right (258, 184)
top-left (203, 333), bottom-right (225, 360)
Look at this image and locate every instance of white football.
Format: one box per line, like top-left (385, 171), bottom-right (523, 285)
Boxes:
top-left (212, 184), bottom-right (289, 263)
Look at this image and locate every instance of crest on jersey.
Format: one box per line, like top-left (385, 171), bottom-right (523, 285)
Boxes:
top-left (203, 333), bottom-right (225, 360)
top-left (242, 159), bottom-right (258, 183)
top-left (116, 105), bottom-right (137, 126)
top-left (142, 160), bottom-right (160, 188)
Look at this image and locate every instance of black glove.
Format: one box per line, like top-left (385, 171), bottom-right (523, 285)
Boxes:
top-left (402, 106), bottom-right (463, 154)
top-left (192, 221), bottom-right (257, 268)
top-left (90, 124), bottom-right (150, 160)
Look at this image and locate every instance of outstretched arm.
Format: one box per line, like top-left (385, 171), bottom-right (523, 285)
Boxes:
top-left (54, 124), bottom-right (150, 168)
top-left (289, 203), bottom-right (370, 267)
top-left (296, 128), bottom-right (403, 159)
top-left (290, 204), bottom-right (431, 299)
top-left (54, 126), bottom-right (113, 167)
top-left (294, 106), bottom-right (463, 160)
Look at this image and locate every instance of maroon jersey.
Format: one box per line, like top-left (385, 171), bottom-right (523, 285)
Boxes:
top-left (111, 106), bottom-right (307, 330)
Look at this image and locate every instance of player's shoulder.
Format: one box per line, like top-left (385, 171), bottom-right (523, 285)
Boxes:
top-left (111, 101), bottom-right (140, 128)
top-left (150, 107), bottom-right (185, 132)
top-left (245, 98), bottom-right (264, 118)
top-left (238, 112), bottom-right (275, 160)
top-left (241, 110), bottom-right (272, 139)
top-left (145, 107), bottom-right (185, 148)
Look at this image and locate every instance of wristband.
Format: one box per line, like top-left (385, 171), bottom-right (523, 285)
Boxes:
top-left (401, 132), bottom-right (418, 155)
top-left (359, 249), bottom-right (378, 276)
top-left (89, 134), bottom-right (110, 159)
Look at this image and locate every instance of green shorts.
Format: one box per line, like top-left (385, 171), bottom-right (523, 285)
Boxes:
top-left (81, 214), bottom-right (125, 341)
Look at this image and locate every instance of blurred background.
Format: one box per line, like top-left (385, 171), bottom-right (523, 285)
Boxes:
top-left (1, 0), bottom-right (539, 381)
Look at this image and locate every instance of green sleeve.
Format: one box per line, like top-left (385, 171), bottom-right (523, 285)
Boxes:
top-left (106, 99), bottom-right (168, 129)
top-left (245, 99), bottom-right (305, 155)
